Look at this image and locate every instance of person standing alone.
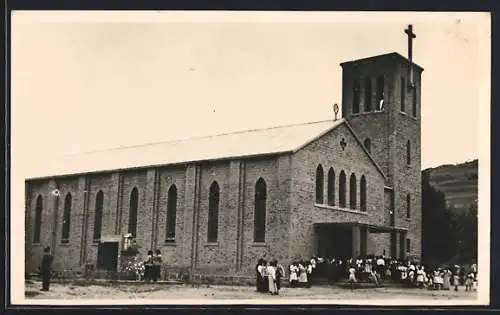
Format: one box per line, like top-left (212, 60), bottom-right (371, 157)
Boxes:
top-left (39, 247), bottom-right (53, 291)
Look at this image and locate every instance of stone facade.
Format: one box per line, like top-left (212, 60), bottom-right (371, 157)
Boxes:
top-left (25, 52), bottom-right (423, 276)
top-left (340, 53), bottom-right (423, 259)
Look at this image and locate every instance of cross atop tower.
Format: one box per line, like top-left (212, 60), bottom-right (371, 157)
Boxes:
top-left (404, 24), bottom-right (416, 89)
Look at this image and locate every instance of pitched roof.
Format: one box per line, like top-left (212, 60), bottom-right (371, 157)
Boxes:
top-left (27, 118), bottom-right (387, 181)
top-left (27, 119), bottom-right (343, 180)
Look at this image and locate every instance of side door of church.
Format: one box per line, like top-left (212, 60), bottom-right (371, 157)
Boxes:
top-left (97, 242), bottom-right (119, 271)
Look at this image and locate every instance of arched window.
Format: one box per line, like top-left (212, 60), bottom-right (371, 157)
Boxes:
top-left (364, 138), bottom-right (371, 154)
top-left (360, 176), bottom-right (367, 212)
top-left (350, 173), bottom-right (357, 209)
top-left (61, 193), bottom-right (72, 243)
top-left (327, 168), bottom-right (335, 206)
top-left (33, 195), bottom-right (43, 243)
top-left (93, 190), bottom-right (104, 241)
top-left (353, 80), bottom-right (360, 114)
top-left (166, 185), bottom-right (177, 242)
top-left (406, 194), bottom-right (411, 218)
top-left (315, 164), bottom-right (324, 204)
top-left (339, 171), bottom-right (347, 208)
top-left (406, 141), bottom-right (411, 165)
top-left (254, 178), bottom-right (267, 243)
top-left (207, 182), bottom-right (220, 243)
top-left (364, 78), bottom-right (372, 112)
top-left (128, 187), bottom-right (138, 237)
top-left (376, 75), bottom-right (385, 111)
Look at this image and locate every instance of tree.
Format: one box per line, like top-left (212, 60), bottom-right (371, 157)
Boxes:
top-left (452, 201), bottom-right (478, 264)
top-left (421, 170), bottom-right (456, 268)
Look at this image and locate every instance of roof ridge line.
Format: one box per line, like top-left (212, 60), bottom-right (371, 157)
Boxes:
top-left (62, 118), bottom-right (337, 157)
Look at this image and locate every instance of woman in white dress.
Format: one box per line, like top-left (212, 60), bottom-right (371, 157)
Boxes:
top-left (289, 262), bottom-right (299, 288)
top-left (298, 261), bottom-right (308, 287)
top-left (267, 261), bottom-right (278, 295)
top-left (416, 266), bottom-right (425, 289)
top-left (348, 265), bottom-right (357, 288)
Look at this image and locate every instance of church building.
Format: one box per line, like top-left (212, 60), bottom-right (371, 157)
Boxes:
top-left (25, 51), bottom-right (423, 276)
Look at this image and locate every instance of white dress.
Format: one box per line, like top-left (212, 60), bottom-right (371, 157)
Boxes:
top-left (289, 265), bottom-right (298, 282)
top-left (298, 264), bottom-right (308, 283)
top-left (267, 266), bottom-right (277, 293)
top-left (348, 267), bottom-right (357, 282)
top-left (416, 270), bottom-right (424, 283)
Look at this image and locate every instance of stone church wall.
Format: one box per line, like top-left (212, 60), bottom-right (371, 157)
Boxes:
top-left (289, 123), bottom-right (387, 261)
top-left (25, 154), bottom-right (292, 276)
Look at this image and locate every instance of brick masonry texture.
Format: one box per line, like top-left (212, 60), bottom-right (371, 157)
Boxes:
top-left (25, 53), bottom-right (423, 276)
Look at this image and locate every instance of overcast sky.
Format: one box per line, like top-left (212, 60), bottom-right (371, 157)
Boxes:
top-left (11, 11), bottom-right (490, 178)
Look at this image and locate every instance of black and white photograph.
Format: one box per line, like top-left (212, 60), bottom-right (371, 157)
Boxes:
top-left (10, 11), bottom-right (490, 305)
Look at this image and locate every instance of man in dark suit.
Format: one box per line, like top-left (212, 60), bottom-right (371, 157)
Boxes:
top-left (39, 247), bottom-right (53, 291)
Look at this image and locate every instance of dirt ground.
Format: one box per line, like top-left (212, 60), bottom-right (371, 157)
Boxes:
top-left (24, 280), bottom-right (478, 302)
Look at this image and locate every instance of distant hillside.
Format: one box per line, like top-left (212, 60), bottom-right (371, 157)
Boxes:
top-left (423, 159), bottom-right (478, 212)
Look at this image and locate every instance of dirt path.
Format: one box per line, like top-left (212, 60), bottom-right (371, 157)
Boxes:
top-left (25, 281), bottom-right (478, 301)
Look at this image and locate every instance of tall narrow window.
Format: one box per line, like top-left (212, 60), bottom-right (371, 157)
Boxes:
top-left (339, 171), bottom-right (347, 208)
top-left (401, 77), bottom-right (406, 112)
top-left (315, 164), bottom-right (324, 204)
top-left (33, 195), bottom-right (43, 243)
top-left (406, 194), bottom-right (411, 218)
top-left (327, 168), bottom-right (335, 206)
top-left (128, 188), bottom-right (138, 237)
top-left (412, 86), bottom-right (417, 117)
top-left (406, 238), bottom-right (411, 253)
top-left (61, 193), bottom-right (72, 243)
top-left (360, 175), bottom-right (367, 212)
top-left (364, 78), bottom-right (372, 112)
top-left (254, 178), bottom-right (267, 243)
top-left (93, 190), bottom-right (104, 242)
top-left (353, 80), bottom-right (360, 114)
top-left (376, 76), bottom-right (385, 111)
top-left (207, 181), bottom-right (220, 243)
top-left (364, 138), bottom-right (371, 154)
top-left (166, 185), bottom-right (177, 242)
top-left (406, 141), bottom-right (411, 165)
top-left (350, 173), bottom-right (357, 209)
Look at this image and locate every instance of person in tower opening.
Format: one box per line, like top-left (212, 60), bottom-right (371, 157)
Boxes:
top-left (378, 93), bottom-right (385, 111)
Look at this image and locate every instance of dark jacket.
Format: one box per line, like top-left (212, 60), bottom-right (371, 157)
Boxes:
top-left (40, 254), bottom-right (53, 275)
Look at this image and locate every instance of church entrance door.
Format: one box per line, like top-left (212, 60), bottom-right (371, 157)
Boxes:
top-left (315, 224), bottom-right (352, 259)
top-left (97, 242), bottom-right (119, 271)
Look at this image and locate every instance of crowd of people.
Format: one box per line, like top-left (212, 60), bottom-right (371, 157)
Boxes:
top-left (294, 255), bottom-right (478, 291)
top-left (254, 255), bottom-right (478, 293)
top-left (255, 259), bottom-right (286, 295)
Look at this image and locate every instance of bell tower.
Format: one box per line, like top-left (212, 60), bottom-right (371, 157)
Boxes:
top-left (340, 25), bottom-right (424, 260)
